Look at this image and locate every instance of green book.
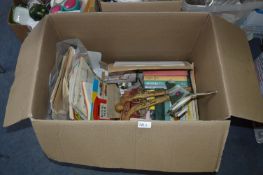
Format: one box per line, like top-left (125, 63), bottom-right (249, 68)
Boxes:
top-left (144, 80), bottom-right (189, 87)
top-left (154, 103), bottom-right (165, 120)
top-left (165, 101), bottom-right (171, 121)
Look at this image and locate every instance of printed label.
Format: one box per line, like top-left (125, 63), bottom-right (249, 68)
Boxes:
top-left (99, 103), bottom-right (107, 118)
top-left (138, 121), bottom-right (152, 128)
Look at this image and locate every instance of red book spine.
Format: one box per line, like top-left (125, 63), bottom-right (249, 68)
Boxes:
top-left (143, 70), bottom-right (188, 76)
top-left (93, 97), bottom-right (107, 120)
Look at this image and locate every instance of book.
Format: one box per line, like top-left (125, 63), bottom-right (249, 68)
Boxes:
top-left (108, 61), bottom-right (194, 73)
top-left (90, 78), bottom-right (100, 120)
top-left (144, 81), bottom-right (189, 87)
top-left (165, 81), bottom-right (192, 92)
top-left (93, 97), bottom-right (108, 120)
top-left (164, 101), bottom-right (171, 121)
top-left (114, 61), bottom-right (187, 67)
top-left (178, 100), bottom-right (197, 121)
top-left (144, 75), bottom-right (187, 81)
top-left (186, 101), bottom-right (194, 121)
top-left (154, 103), bottom-right (165, 120)
top-left (144, 85), bottom-right (167, 90)
top-left (143, 70), bottom-right (188, 76)
top-left (144, 81), bottom-right (166, 86)
top-left (82, 82), bottom-right (93, 120)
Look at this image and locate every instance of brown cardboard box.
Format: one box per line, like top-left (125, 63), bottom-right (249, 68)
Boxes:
top-left (100, 1), bottom-right (182, 12)
top-left (8, 0), bottom-right (101, 42)
top-left (4, 12), bottom-right (263, 172)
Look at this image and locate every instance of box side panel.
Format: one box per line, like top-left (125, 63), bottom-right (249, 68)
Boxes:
top-left (135, 121), bottom-right (230, 172)
top-left (52, 13), bottom-right (208, 63)
top-left (190, 18), bottom-right (229, 121)
top-left (31, 17), bottom-right (60, 118)
top-left (4, 18), bottom-right (48, 127)
top-left (32, 120), bottom-right (137, 169)
top-left (32, 120), bottom-right (229, 172)
top-left (100, 1), bottom-right (182, 12)
top-left (212, 16), bottom-right (263, 123)
top-left (32, 120), bottom-right (63, 160)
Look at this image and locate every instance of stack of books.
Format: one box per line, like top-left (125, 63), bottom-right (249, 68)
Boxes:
top-left (143, 70), bottom-right (195, 121)
top-left (143, 70), bottom-right (191, 90)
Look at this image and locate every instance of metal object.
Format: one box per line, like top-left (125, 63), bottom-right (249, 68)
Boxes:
top-left (115, 89), bottom-right (170, 120)
top-left (168, 91), bottom-right (217, 117)
top-left (115, 86), bottom-right (193, 120)
top-left (121, 95), bottom-right (170, 120)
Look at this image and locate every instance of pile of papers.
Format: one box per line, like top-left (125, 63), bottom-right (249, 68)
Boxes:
top-left (49, 40), bottom-right (108, 120)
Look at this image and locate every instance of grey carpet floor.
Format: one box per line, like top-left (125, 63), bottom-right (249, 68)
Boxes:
top-left (0, 0), bottom-right (263, 174)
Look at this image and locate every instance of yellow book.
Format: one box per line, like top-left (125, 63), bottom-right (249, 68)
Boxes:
top-left (144, 75), bottom-right (187, 81)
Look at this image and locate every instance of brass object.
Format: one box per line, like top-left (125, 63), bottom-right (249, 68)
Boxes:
top-left (115, 89), bottom-right (170, 120)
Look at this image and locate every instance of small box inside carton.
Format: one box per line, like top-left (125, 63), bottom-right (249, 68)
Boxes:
top-left (4, 13), bottom-right (263, 172)
top-left (106, 61), bottom-right (199, 121)
top-left (105, 63), bottom-right (212, 119)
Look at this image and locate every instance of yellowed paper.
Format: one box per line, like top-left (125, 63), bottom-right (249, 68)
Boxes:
top-left (50, 47), bottom-right (75, 118)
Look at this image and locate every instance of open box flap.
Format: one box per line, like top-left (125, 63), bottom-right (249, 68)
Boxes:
top-left (211, 15), bottom-right (263, 123)
top-left (3, 17), bottom-right (47, 127)
top-left (32, 119), bottom-right (230, 172)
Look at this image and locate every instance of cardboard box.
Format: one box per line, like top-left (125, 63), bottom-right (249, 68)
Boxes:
top-left (8, 0), bottom-right (100, 42)
top-left (100, 1), bottom-right (182, 12)
top-left (4, 12), bottom-right (263, 172)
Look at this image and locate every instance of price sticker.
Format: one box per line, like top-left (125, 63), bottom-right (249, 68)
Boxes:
top-left (138, 121), bottom-right (152, 129)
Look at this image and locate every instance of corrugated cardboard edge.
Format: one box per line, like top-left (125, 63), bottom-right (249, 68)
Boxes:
top-left (210, 15), bottom-right (233, 121)
top-left (211, 15), bottom-right (263, 123)
top-left (100, 1), bottom-right (182, 12)
top-left (3, 17), bottom-right (47, 127)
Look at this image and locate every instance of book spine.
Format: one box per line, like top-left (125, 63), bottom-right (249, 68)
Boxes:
top-left (164, 101), bottom-right (171, 121)
top-left (82, 82), bottom-right (92, 120)
top-left (144, 75), bottom-right (187, 81)
top-left (144, 81), bottom-right (166, 86)
top-left (144, 85), bottom-right (167, 89)
top-left (144, 81), bottom-right (189, 87)
top-left (143, 70), bottom-right (188, 76)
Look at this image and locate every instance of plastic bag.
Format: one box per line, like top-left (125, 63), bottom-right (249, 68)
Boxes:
top-left (48, 39), bottom-right (102, 120)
